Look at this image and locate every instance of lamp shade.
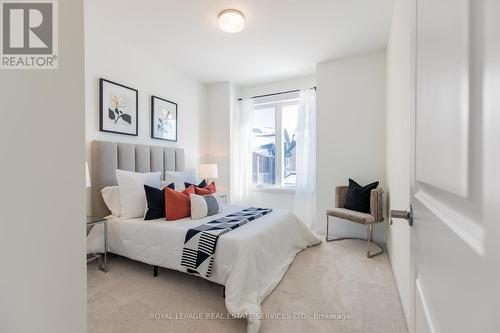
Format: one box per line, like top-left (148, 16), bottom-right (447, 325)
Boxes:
top-left (199, 164), bottom-right (218, 180)
top-left (86, 162), bottom-right (91, 188)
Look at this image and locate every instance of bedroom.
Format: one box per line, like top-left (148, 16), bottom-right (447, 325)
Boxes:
top-left (1, 1), bottom-right (499, 333)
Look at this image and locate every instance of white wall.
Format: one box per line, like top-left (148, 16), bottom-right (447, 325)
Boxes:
top-left (85, 1), bottom-right (207, 171)
top-left (250, 189), bottom-right (297, 210)
top-left (204, 82), bottom-right (233, 194)
top-left (386, 0), bottom-right (414, 325)
top-left (0, 1), bottom-right (87, 332)
top-left (316, 51), bottom-right (387, 241)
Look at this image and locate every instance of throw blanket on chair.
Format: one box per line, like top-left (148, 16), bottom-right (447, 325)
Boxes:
top-left (181, 207), bottom-right (273, 277)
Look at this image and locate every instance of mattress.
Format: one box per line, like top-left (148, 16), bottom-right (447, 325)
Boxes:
top-left (87, 204), bottom-right (321, 332)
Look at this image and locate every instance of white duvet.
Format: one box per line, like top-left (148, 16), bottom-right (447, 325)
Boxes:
top-left (87, 205), bottom-right (321, 332)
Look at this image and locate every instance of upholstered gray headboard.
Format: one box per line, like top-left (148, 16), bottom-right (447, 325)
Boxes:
top-left (91, 140), bottom-right (185, 217)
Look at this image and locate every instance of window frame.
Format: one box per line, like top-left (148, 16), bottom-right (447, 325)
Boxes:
top-left (251, 97), bottom-right (299, 190)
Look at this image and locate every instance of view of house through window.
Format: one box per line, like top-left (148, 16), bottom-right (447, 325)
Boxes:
top-left (252, 93), bottom-right (299, 187)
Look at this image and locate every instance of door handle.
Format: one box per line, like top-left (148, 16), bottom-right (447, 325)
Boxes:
top-left (390, 205), bottom-right (413, 226)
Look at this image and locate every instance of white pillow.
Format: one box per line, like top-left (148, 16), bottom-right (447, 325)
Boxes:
top-left (101, 186), bottom-right (121, 217)
top-left (116, 170), bottom-right (161, 218)
top-left (165, 169), bottom-right (197, 190)
top-left (190, 193), bottom-right (222, 220)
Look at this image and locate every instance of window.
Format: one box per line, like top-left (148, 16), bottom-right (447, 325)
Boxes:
top-left (252, 92), bottom-right (299, 187)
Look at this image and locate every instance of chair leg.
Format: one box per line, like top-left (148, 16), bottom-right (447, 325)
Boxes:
top-left (326, 215), bottom-right (367, 243)
top-left (325, 214), bottom-right (384, 258)
top-left (366, 224), bottom-right (384, 258)
top-left (326, 215), bottom-right (362, 243)
top-left (326, 215), bottom-right (330, 241)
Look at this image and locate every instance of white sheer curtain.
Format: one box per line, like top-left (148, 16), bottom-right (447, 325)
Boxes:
top-left (230, 98), bottom-right (253, 205)
top-left (294, 89), bottom-right (316, 228)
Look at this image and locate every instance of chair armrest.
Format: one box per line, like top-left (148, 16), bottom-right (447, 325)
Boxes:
top-left (335, 186), bottom-right (349, 208)
top-left (370, 188), bottom-right (384, 222)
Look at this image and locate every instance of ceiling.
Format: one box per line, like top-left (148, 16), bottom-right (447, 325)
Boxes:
top-left (86, 0), bottom-right (394, 85)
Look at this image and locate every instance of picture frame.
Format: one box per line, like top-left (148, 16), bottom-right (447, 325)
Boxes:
top-left (99, 78), bottom-right (138, 136)
top-left (151, 95), bottom-right (178, 142)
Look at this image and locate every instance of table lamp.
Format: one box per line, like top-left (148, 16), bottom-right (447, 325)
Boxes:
top-left (199, 164), bottom-right (218, 183)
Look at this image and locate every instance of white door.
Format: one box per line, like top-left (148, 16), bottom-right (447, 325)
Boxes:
top-left (398, 0), bottom-right (500, 332)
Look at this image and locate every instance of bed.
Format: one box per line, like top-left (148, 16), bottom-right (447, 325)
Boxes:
top-left (88, 141), bottom-right (320, 332)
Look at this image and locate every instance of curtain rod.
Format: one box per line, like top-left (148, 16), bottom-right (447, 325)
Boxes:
top-left (237, 86), bottom-right (316, 101)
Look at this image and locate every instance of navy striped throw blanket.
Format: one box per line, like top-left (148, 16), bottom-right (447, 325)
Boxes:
top-left (180, 207), bottom-right (272, 277)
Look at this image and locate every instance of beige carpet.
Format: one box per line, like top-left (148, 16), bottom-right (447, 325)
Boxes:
top-left (88, 240), bottom-right (408, 333)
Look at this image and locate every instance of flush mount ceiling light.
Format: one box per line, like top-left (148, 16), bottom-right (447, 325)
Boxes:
top-left (218, 9), bottom-right (245, 33)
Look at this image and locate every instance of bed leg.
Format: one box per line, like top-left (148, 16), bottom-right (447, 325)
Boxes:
top-left (222, 286), bottom-right (225, 298)
top-left (153, 265), bottom-right (158, 277)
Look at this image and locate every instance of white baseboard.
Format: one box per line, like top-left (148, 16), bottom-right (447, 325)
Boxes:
top-left (316, 220), bottom-right (386, 243)
top-left (387, 242), bottom-right (411, 330)
top-left (322, 229), bottom-right (386, 243)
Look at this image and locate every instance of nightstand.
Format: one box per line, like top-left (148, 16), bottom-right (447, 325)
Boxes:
top-left (87, 216), bottom-right (108, 272)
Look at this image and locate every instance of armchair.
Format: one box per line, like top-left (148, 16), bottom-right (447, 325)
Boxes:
top-left (326, 186), bottom-right (384, 258)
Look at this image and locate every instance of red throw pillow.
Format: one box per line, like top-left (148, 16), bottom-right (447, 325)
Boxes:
top-left (165, 185), bottom-right (195, 221)
top-left (194, 182), bottom-right (216, 195)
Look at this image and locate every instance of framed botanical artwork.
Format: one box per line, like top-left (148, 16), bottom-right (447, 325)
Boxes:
top-left (151, 95), bottom-right (178, 141)
top-left (99, 78), bottom-right (138, 136)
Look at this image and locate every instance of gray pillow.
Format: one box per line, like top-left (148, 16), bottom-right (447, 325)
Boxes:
top-left (190, 194), bottom-right (222, 219)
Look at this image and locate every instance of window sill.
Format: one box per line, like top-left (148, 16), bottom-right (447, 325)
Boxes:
top-left (251, 185), bottom-right (295, 194)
